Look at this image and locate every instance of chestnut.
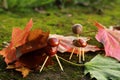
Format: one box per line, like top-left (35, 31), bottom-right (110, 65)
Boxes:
top-left (78, 39), bottom-right (87, 47)
top-left (72, 24), bottom-right (83, 34)
top-left (47, 38), bottom-right (60, 47)
top-left (73, 39), bottom-right (87, 47)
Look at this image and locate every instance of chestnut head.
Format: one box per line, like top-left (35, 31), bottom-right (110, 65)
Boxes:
top-left (72, 24), bottom-right (83, 34)
top-left (47, 38), bottom-right (60, 47)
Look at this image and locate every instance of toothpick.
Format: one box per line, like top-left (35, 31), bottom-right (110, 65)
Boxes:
top-left (69, 48), bottom-right (75, 60)
top-left (78, 48), bottom-right (82, 63)
top-left (76, 34), bottom-right (80, 57)
top-left (55, 54), bottom-right (64, 71)
top-left (40, 56), bottom-right (49, 72)
top-left (77, 50), bottom-right (79, 57)
top-left (82, 48), bottom-right (85, 61)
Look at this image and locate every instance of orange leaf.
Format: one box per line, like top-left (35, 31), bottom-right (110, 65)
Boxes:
top-left (16, 67), bottom-right (31, 78)
top-left (0, 19), bottom-right (33, 64)
top-left (11, 19), bottom-right (33, 47)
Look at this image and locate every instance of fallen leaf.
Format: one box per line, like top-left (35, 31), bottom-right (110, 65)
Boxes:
top-left (11, 19), bottom-right (33, 47)
top-left (15, 49), bottom-right (53, 69)
top-left (17, 29), bottom-right (49, 54)
top-left (85, 54), bottom-right (120, 80)
top-left (95, 22), bottom-right (120, 61)
top-left (0, 19), bottom-right (53, 77)
top-left (0, 19), bottom-right (33, 64)
top-left (16, 67), bottom-right (31, 78)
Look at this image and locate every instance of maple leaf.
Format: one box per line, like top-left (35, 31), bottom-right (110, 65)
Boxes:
top-left (11, 19), bottom-right (33, 47)
top-left (17, 29), bottom-right (49, 54)
top-left (0, 19), bottom-right (33, 64)
top-left (0, 19), bottom-right (53, 77)
top-left (85, 54), bottom-right (120, 80)
top-left (8, 29), bottom-right (50, 69)
top-left (95, 22), bottom-right (120, 61)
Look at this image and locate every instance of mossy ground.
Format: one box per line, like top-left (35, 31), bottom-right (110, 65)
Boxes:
top-left (0, 2), bottom-right (120, 80)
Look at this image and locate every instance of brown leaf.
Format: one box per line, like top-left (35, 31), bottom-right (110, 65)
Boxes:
top-left (17, 29), bottom-right (49, 55)
top-left (13, 29), bottom-right (52, 69)
top-left (15, 49), bottom-right (53, 69)
top-left (0, 20), bottom-right (53, 77)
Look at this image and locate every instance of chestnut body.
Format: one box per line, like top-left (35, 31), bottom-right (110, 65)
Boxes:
top-left (46, 38), bottom-right (60, 57)
top-left (73, 39), bottom-right (87, 47)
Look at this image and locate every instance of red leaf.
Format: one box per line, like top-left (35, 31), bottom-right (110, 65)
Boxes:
top-left (95, 22), bottom-right (120, 61)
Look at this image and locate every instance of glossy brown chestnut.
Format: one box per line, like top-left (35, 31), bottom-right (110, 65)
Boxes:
top-left (47, 38), bottom-right (60, 47)
top-left (73, 39), bottom-right (87, 47)
top-left (78, 39), bottom-right (87, 47)
top-left (72, 24), bottom-right (83, 34)
top-left (45, 46), bottom-right (57, 57)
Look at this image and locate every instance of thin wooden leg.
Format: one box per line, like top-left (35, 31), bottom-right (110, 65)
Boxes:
top-left (76, 34), bottom-right (79, 57)
top-left (40, 56), bottom-right (49, 72)
top-left (82, 48), bottom-right (85, 61)
top-left (77, 52), bottom-right (79, 57)
top-left (69, 48), bottom-right (75, 60)
top-left (78, 48), bottom-right (82, 63)
top-left (55, 54), bottom-right (64, 71)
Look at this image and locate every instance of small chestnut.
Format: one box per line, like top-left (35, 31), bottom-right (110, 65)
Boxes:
top-left (72, 24), bottom-right (83, 34)
top-left (47, 38), bottom-right (60, 47)
top-left (78, 39), bottom-right (87, 47)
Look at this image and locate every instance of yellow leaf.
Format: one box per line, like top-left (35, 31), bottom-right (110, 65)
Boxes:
top-left (16, 67), bottom-right (31, 78)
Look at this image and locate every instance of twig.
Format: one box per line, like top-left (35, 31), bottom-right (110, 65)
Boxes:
top-left (58, 56), bottom-right (84, 67)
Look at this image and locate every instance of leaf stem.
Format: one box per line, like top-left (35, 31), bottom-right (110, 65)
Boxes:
top-left (58, 56), bottom-right (84, 67)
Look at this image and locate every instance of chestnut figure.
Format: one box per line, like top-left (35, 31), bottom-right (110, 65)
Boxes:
top-left (46, 38), bottom-right (60, 56)
top-left (72, 24), bottom-right (83, 34)
top-left (47, 38), bottom-right (60, 47)
top-left (40, 37), bottom-right (63, 72)
top-left (69, 38), bottom-right (87, 63)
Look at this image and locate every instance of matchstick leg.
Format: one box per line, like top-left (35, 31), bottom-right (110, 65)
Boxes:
top-left (82, 48), bottom-right (85, 61)
top-left (40, 56), bottom-right (49, 72)
top-left (78, 48), bottom-right (82, 63)
top-left (69, 48), bottom-right (75, 60)
top-left (55, 54), bottom-right (64, 71)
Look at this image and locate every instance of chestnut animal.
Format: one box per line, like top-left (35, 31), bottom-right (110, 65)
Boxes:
top-left (40, 38), bottom-right (63, 72)
top-left (46, 38), bottom-right (60, 57)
